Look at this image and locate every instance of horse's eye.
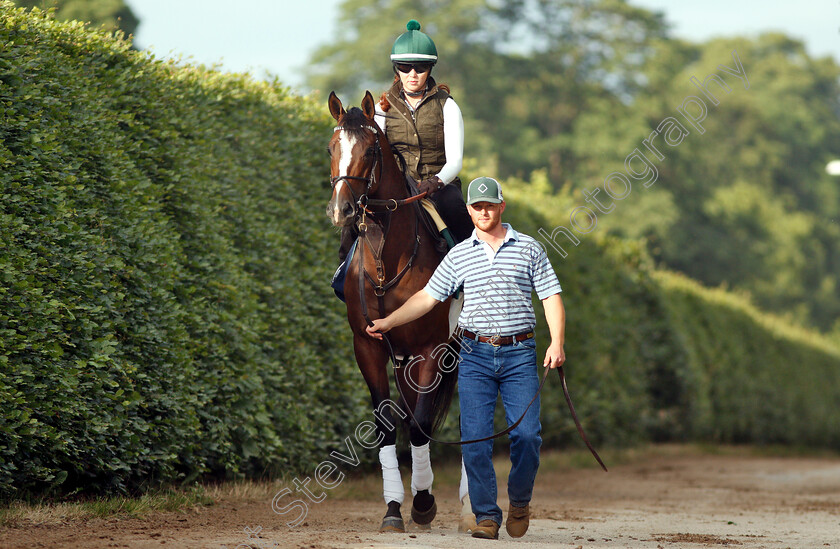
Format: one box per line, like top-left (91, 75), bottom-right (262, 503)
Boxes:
top-left (365, 147), bottom-right (375, 157)
top-left (326, 146), bottom-right (332, 157)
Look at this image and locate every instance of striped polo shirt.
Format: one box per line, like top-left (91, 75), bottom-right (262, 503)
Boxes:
top-left (424, 224), bottom-right (562, 336)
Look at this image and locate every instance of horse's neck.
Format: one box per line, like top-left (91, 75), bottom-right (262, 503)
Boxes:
top-left (371, 139), bottom-right (409, 202)
top-left (365, 142), bottom-right (417, 262)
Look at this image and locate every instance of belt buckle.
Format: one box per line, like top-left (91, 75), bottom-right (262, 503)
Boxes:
top-left (488, 334), bottom-right (501, 347)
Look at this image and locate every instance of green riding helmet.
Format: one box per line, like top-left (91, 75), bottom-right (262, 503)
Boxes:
top-left (390, 19), bottom-right (438, 64)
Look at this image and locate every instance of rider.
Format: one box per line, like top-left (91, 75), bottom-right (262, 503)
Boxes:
top-left (377, 19), bottom-right (472, 242)
top-left (336, 19), bottom-right (473, 270)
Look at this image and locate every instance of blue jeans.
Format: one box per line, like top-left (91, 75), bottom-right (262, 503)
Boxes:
top-left (459, 337), bottom-right (542, 526)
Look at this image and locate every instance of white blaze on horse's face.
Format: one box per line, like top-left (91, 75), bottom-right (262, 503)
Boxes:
top-left (330, 129), bottom-right (358, 226)
top-left (337, 130), bottom-right (356, 191)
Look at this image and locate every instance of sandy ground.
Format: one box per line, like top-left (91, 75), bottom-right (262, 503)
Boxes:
top-left (1, 446), bottom-right (839, 548)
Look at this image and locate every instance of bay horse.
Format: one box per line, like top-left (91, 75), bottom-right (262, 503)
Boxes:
top-left (326, 91), bottom-right (463, 532)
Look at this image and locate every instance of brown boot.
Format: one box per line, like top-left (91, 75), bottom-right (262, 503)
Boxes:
top-left (471, 519), bottom-right (500, 540)
top-left (505, 504), bottom-right (530, 538)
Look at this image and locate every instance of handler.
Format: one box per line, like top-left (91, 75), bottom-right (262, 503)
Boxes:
top-left (366, 176), bottom-right (566, 540)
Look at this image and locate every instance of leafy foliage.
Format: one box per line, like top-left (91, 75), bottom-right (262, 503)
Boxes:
top-left (10, 0), bottom-right (138, 37)
top-left (0, 3), bottom-right (362, 498)
top-left (634, 36), bottom-right (840, 332)
top-left (653, 271), bottom-right (840, 446)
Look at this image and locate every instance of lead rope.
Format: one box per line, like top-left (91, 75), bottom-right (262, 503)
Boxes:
top-left (557, 366), bottom-right (608, 471)
top-left (385, 330), bottom-right (551, 446)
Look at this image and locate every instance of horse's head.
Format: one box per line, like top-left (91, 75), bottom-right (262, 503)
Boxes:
top-left (326, 91), bottom-right (382, 227)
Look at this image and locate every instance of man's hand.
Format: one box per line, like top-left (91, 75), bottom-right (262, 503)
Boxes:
top-left (366, 318), bottom-right (391, 340)
top-left (543, 341), bottom-right (565, 369)
top-left (417, 176), bottom-right (444, 197)
top-left (541, 294), bottom-right (565, 369)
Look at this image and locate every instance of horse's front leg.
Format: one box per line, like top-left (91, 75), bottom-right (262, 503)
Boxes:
top-left (400, 351), bottom-right (443, 528)
top-left (354, 335), bottom-right (406, 533)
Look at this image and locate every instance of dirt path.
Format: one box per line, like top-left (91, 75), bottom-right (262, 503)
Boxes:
top-left (2, 446), bottom-right (839, 548)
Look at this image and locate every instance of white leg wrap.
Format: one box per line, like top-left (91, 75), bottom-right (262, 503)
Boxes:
top-left (379, 445), bottom-right (404, 504)
top-left (459, 455), bottom-right (469, 502)
top-left (410, 442), bottom-right (434, 496)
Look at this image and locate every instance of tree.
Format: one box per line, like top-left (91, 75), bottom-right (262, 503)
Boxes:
top-left (629, 34), bottom-right (840, 330)
top-left (12, 0), bottom-right (139, 38)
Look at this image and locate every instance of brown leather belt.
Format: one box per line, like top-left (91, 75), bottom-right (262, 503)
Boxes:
top-left (459, 329), bottom-right (535, 346)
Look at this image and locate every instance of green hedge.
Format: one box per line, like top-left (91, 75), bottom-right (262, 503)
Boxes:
top-left (654, 271), bottom-right (840, 447)
top-left (0, 4), bottom-right (362, 498)
top-left (2, 4), bottom-right (839, 500)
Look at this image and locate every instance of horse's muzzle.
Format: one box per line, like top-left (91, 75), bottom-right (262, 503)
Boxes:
top-left (327, 197), bottom-right (356, 227)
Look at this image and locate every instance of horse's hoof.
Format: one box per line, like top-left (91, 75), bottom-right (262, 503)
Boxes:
top-left (379, 516), bottom-right (406, 533)
top-left (410, 501), bottom-right (437, 525)
top-left (458, 512), bottom-right (477, 534)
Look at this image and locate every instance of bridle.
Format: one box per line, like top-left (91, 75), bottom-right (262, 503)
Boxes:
top-left (330, 125), bottom-right (427, 220)
top-left (329, 124), bottom-right (383, 208)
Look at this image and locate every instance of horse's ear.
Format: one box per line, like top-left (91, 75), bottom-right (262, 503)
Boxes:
top-left (328, 91), bottom-right (345, 122)
top-left (361, 91), bottom-right (376, 121)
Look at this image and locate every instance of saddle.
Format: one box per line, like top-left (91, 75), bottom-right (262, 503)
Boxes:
top-left (404, 174), bottom-right (456, 256)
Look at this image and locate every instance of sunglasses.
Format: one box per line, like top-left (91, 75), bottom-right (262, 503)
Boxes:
top-left (395, 62), bottom-right (433, 74)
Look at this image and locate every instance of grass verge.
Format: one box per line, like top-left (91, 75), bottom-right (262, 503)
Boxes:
top-left (0, 486), bottom-right (214, 527)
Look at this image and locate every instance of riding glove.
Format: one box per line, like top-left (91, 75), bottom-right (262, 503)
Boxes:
top-left (417, 176), bottom-right (445, 197)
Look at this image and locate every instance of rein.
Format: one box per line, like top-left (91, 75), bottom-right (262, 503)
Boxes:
top-left (363, 193), bottom-right (427, 210)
